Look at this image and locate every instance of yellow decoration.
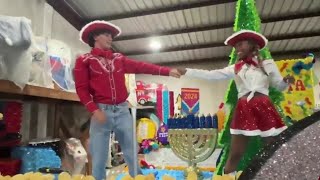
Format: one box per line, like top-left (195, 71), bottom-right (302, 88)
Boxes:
top-left (235, 171), bottom-right (243, 179)
top-left (186, 171), bottom-right (198, 180)
top-left (0, 113), bottom-right (3, 120)
top-left (118, 173), bottom-right (161, 180)
top-left (162, 175), bottom-right (175, 180)
top-left (0, 172), bottom-right (95, 180)
top-left (83, 176), bottom-right (95, 180)
top-left (137, 118), bottom-right (157, 143)
top-left (275, 57), bottom-right (315, 121)
top-left (107, 175), bottom-right (117, 180)
top-left (216, 109), bottom-right (225, 132)
top-left (145, 174), bottom-right (155, 180)
top-left (2, 175), bottom-right (11, 180)
top-left (212, 176), bottom-right (223, 180)
top-left (72, 175), bottom-right (85, 180)
top-left (58, 172), bottom-right (72, 180)
top-left (135, 175), bottom-right (146, 180)
top-left (43, 174), bottom-right (55, 180)
top-left (212, 171), bottom-right (242, 180)
top-left (176, 94), bottom-right (182, 111)
top-left (121, 175), bottom-right (133, 180)
top-left (10, 174), bottom-right (24, 180)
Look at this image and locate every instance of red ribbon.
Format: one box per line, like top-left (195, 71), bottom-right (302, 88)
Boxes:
top-left (234, 57), bottom-right (258, 74)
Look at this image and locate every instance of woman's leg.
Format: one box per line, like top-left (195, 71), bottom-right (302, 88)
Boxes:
top-left (262, 136), bottom-right (276, 145)
top-left (224, 135), bottom-right (250, 174)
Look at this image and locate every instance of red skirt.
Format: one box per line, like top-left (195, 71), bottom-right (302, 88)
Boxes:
top-left (230, 95), bottom-right (287, 137)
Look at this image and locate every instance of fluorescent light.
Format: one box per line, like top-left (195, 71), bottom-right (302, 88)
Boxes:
top-left (150, 40), bottom-right (162, 50)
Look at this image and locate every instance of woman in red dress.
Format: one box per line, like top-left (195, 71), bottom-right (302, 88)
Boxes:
top-left (179, 30), bottom-right (295, 177)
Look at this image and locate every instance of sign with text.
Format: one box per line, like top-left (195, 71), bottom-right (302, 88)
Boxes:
top-left (181, 88), bottom-right (200, 115)
top-left (276, 57), bottom-right (315, 121)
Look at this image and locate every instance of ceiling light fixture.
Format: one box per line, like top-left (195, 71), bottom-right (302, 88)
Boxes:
top-left (149, 40), bottom-right (162, 51)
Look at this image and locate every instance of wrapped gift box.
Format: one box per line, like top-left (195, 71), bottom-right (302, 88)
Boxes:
top-left (0, 158), bottom-right (21, 176)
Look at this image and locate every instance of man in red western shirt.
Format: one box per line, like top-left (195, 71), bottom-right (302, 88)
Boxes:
top-left (73, 20), bottom-right (180, 180)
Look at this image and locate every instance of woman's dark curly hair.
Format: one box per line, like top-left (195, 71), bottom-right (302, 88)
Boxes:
top-left (88, 29), bottom-right (113, 47)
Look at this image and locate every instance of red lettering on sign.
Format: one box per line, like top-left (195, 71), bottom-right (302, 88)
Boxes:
top-left (288, 80), bottom-right (306, 91)
top-left (183, 93), bottom-right (198, 100)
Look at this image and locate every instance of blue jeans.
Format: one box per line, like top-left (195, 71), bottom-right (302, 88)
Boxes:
top-left (89, 102), bottom-right (142, 180)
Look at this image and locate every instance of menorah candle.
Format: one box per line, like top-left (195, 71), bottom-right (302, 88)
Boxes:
top-left (167, 116), bottom-right (173, 129)
top-left (175, 114), bottom-right (180, 129)
top-left (193, 114), bottom-right (200, 128)
top-left (181, 115), bottom-right (187, 129)
top-left (212, 114), bottom-right (218, 129)
top-left (170, 114), bottom-right (175, 129)
top-left (199, 114), bottom-right (206, 128)
top-left (176, 115), bottom-right (182, 129)
top-left (171, 115), bottom-right (176, 129)
top-left (186, 113), bottom-right (194, 129)
top-left (206, 114), bottom-right (213, 128)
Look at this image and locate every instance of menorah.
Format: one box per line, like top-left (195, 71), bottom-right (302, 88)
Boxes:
top-left (168, 114), bottom-right (218, 179)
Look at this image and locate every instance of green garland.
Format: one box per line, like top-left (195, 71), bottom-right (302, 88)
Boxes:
top-left (215, 0), bottom-right (285, 175)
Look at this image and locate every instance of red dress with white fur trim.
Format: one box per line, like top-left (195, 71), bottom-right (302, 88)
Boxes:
top-left (230, 95), bottom-right (286, 137)
top-left (185, 58), bottom-right (287, 137)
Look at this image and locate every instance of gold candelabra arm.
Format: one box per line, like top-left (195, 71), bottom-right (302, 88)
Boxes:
top-left (168, 129), bottom-right (218, 164)
top-left (169, 132), bottom-right (190, 162)
top-left (192, 129), bottom-right (217, 163)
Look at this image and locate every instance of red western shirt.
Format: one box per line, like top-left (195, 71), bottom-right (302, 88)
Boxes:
top-left (73, 48), bottom-right (171, 113)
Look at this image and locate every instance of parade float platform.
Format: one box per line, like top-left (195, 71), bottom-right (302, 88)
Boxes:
top-left (106, 148), bottom-right (222, 180)
top-left (114, 169), bottom-right (214, 180)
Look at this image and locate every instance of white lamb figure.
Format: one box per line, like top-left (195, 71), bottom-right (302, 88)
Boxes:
top-left (65, 138), bottom-right (88, 175)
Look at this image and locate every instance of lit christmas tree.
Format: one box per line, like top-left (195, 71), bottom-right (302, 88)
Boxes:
top-left (215, 0), bottom-right (285, 175)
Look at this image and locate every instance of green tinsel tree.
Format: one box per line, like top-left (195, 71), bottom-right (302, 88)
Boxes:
top-left (215, 0), bottom-right (285, 175)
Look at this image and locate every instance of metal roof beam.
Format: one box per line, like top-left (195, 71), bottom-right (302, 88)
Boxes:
top-left (124, 31), bottom-right (320, 56)
top-left (158, 48), bottom-right (320, 66)
top-left (88, 0), bottom-right (237, 21)
top-left (115, 11), bottom-right (320, 41)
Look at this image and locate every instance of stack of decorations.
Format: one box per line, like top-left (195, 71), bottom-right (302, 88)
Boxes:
top-left (0, 172), bottom-right (95, 180)
top-left (156, 90), bottom-right (174, 124)
top-left (0, 101), bottom-right (23, 176)
top-left (135, 81), bottom-right (174, 124)
top-left (0, 101), bottom-right (23, 147)
top-left (140, 139), bottom-right (159, 154)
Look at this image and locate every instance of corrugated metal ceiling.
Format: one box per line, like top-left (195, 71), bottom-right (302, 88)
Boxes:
top-left (53, 0), bottom-right (320, 64)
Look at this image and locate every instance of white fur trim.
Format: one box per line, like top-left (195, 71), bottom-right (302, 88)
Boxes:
top-left (79, 20), bottom-right (122, 44)
top-left (224, 30), bottom-right (268, 48)
top-left (230, 126), bottom-right (287, 137)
